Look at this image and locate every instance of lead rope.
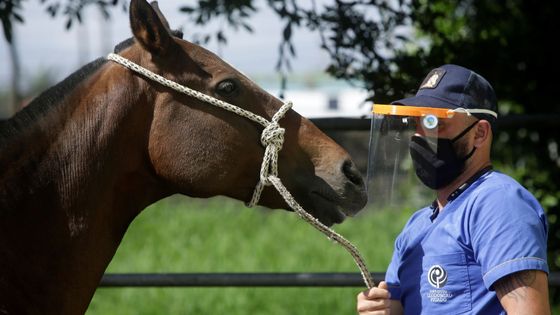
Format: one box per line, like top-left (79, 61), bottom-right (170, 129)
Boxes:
top-left (107, 53), bottom-right (374, 289)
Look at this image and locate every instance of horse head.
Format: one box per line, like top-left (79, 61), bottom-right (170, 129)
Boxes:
top-left (116, 0), bottom-right (367, 226)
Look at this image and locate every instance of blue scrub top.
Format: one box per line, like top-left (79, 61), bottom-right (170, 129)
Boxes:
top-left (385, 170), bottom-right (548, 315)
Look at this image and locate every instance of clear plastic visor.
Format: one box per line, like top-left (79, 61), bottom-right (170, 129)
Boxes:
top-left (366, 104), bottom-right (454, 209)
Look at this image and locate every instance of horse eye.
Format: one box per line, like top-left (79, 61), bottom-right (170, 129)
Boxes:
top-left (216, 79), bottom-right (238, 96)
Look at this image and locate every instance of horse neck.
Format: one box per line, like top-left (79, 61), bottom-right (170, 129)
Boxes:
top-left (0, 61), bottom-right (169, 313)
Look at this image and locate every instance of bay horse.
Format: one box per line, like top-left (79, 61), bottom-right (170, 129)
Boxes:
top-left (0, 0), bottom-right (367, 313)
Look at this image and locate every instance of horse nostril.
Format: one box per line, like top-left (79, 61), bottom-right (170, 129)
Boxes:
top-left (342, 159), bottom-right (364, 186)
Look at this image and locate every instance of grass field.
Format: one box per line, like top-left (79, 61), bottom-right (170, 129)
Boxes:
top-left (85, 196), bottom-right (414, 315)
top-left (85, 195), bottom-right (559, 314)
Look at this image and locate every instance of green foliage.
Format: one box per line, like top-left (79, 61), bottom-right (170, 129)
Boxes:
top-left (0, 0), bottom-right (126, 42)
top-left (179, 0), bottom-right (255, 45)
top-left (86, 196), bottom-right (414, 314)
top-left (178, 0), bottom-right (411, 96)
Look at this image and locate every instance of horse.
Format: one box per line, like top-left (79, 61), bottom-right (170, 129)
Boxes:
top-left (0, 0), bottom-right (367, 313)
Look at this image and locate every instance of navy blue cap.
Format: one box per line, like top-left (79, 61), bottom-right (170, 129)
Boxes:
top-left (392, 64), bottom-right (498, 124)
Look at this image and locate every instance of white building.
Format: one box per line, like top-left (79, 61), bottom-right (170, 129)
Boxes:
top-left (278, 88), bottom-right (371, 118)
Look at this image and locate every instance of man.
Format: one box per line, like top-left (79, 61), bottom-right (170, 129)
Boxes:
top-left (358, 64), bottom-right (550, 314)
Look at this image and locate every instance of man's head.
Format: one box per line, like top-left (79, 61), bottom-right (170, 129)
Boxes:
top-left (367, 64), bottom-right (498, 200)
top-left (390, 65), bottom-right (498, 190)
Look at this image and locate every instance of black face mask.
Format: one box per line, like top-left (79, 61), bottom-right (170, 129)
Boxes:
top-left (409, 121), bottom-right (479, 189)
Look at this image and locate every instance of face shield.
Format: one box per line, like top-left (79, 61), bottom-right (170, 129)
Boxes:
top-left (366, 104), bottom-right (457, 209)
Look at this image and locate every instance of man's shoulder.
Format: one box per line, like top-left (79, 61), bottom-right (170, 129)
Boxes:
top-left (468, 170), bottom-right (545, 219)
top-left (473, 171), bottom-right (534, 200)
top-left (480, 170), bottom-right (521, 186)
top-left (401, 206), bottom-right (433, 229)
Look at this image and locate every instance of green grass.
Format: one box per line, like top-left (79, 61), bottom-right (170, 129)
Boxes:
top-left (85, 196), bottom-right (560, 314)
top-left (86, 196), bottom-right (412, 315)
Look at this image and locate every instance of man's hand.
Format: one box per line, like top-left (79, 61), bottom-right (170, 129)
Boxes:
top-left (356, 281), bottom-right (392, 315)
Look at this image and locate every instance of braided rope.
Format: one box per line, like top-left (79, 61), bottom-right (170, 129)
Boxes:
top-left (268, 176), bottom-right (374, 288)
top-left (248, 102), bottom-right (292, 207)
top-left (107, 53), bottom-right (374, 289)
top-left (107, 54), bottom-right (271, 128)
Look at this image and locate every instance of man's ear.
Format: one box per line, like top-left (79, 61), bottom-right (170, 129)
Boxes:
top-left (474, 120), bottom-right (491, 147)
top-left (129, 0), bottom-right (174, 56)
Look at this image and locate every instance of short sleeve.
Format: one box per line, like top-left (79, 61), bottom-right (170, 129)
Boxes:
top-left (385, 237), bottom-right (403, 300)
top-left (469, 184), bottom-right (548, 290)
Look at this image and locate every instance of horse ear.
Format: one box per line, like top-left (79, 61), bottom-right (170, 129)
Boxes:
top-left (149, 1), bottom-right (171, 31)
top-left (129, 0), bottom-right (174, 56)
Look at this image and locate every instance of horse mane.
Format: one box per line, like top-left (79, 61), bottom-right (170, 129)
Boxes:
top-left (0, 36), bottom-right (140, 144)
top-left (114, 38), bottom-right (135, 54)
top-left (0, 58), bottom-right (107, 144)
top-left (0, 30), bottom-right (183, 144)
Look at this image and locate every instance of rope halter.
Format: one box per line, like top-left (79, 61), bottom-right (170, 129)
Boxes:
top-left (249, 102), bottom-right (292, 207)
top-left (107, 53), bottom-right (374, 289)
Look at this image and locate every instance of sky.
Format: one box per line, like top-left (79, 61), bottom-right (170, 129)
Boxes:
top-left (0, 0), bottom-right (334, 89)
top-left (0, 0), bottom-right (373, 119)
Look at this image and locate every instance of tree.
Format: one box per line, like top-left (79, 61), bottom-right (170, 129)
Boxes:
top-left (0, 0), bottom-right (125, 112)
top-left (1, 0), bottom-right (24, 113)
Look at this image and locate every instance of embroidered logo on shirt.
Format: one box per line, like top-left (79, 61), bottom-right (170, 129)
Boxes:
top-left (427, 289), bottom-right (453, 303)
top-left (428, 265), bottom-right (448, 288)
top-left (426, 265), bottom-right (453, 303)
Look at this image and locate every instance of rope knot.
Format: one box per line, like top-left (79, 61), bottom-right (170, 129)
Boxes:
top-left (261, 122), bottom-right (285, 148)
